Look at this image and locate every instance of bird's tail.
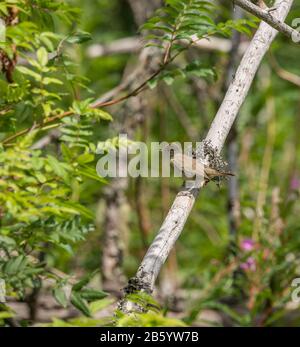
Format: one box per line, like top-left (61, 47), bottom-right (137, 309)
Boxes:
top-left (220, 171), bottom-right (235, 177)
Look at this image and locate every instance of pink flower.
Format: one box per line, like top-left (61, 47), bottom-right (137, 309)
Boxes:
top-left (241, 238), bottom-right (254, 252)
top-left (290, 175), bottom-right (300, 191)
top-left (240, 257), bottom-right (256, 272)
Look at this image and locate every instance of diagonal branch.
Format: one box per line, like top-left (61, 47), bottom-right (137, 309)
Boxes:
top-left (234, 0), bottom-right (300, 42)
top-left (120, 0), bottom-right (294, 309)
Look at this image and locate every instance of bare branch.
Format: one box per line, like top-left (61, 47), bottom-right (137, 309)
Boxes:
top-left (234, 0), bottom-right (300, 42)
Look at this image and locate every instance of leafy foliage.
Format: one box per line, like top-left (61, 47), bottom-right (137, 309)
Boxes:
top-left (0, 0), bottom-right (108, 317)
top-left (142, 0), bottom-right (257, 59)
top-left (1, 0), bottom-right (300, 328)
top-left (116, 292), bottom-right (187, 327)
top-left (140, 0), bottom-right (257, 89)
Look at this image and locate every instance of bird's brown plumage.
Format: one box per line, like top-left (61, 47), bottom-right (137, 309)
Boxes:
top-left (171, 153), bottom-right (235, 180)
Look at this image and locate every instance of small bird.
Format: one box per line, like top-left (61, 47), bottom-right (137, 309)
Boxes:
top-left (252, 0), bottom-right (268, 9)
top-left (251, 0), bottom-right (277, 12)
top-left (167, 148), bottom-right (234, 181)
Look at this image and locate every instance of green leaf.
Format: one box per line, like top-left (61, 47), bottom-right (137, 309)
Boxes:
top-left (37, 47), bottom-right (48, 67)
top-left (42, 77), bottom-right (63, 85)
top-left (94, 109), bottom-right (113, 121)
top-left (148, 78), bottom-right (158, 90)
top-left (0, 312), bottom-right (14, 320)
top-left (0, 235), bottom-right (16, 248)
top-left (53, 287), bottom-right (68, 308)
top-left (80, 289), bottom-right (108, 302)
top-left (16, 66), bottom-right (42, 82)
top-left (70, 292), bottom-right (91, 317)
top-left (4, 255), bottom-right (27, 275)
top-left (77, 153), bottom-right (94, 165)
top-left (47, 155), bottom-right (69, 181)
top-left (71, 100), bottom-right (84, 115)
top-left (89, 298), bottom-right (115, 315)
top-left (77, 165), bottom-right (107, 184)
top-left (163, 75), bottom-right (174, 85)
top-left (61, 143), bottom-right (73, 161)
top-left (66, 31), bottom-right (92, 44)
top-left (72, 270), bottom-right (98, 292)
top-left (60, 202), bottom-right (95, 220)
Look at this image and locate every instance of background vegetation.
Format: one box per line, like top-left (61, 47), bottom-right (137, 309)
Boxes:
top-left (0, 0), bottom-right (300, 327)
